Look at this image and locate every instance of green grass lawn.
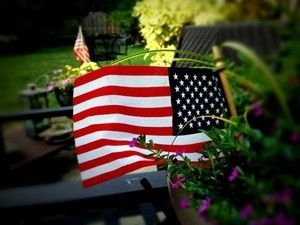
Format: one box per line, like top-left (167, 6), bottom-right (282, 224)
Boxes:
top-left (0, 44), bottom-right (150, 113)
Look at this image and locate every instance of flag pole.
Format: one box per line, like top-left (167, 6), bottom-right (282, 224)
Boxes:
top-left (212, 45), bottom-right (237, 117)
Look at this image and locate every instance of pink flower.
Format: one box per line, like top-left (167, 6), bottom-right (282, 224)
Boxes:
top-left (250, 212), bottom-right (295, 225)
top-left (198, 155), bottom-right (205, 161)
top-left (47, 84), bottom-right (54, 92)
top-left (263, 188), bottom-right (293, 205)
top-left (272, 212), bottom-right (295, 225)
top-left (250, 217), bottom-right (271, 225)
top-left (61, 78), bottom-right (70, 86)
top-left (179, 199), bottom-right (189, 209)
top-left (198, 196), bottom-right (211, 215)
top-left (228, 166), bottom-right (239, 182)
top-left (276, 188), bottom-right (293, 204)
top-left (290, 132), bottom-right (300, 144)
top-left (251, 101), bottom-right (263, 117)
top-left (175, 147), bottom-right (186, 157)
top-left (129, 138), bottom-right (137, 147)
top-left (240, 203), bottom-right (253, 218)
top-left (171, 175), bottom-right (185, 189)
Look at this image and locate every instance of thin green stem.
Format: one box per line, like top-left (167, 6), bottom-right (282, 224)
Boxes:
top-left (107, 49), bottom-right (212, 66)
top-left (223, 41), bottom-right (293, 124)
top-left (172, 58), bottom-right (214, 67)
top-left (210, 153), bottom-right (216, 179)
top-left (243, 106), bottom-right (251, 126)
top-left (225, 70), bottom-right (259, 93)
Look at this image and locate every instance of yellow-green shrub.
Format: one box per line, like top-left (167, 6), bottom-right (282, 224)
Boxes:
top-left (133, 0), bottom-right (284, 66)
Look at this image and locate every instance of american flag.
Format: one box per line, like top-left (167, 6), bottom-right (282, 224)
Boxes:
top-left (73, 66), bottom-right (230, 187)
top-left (73, 25), bottom-right (90, 63)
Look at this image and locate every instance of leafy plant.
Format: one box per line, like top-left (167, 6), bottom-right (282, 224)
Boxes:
top-left (129, 34), bottom-right (299, 224)
top-left (132, 0), bottom-right (233, 65)
top-left (47, 61), bottom-right (100, 91)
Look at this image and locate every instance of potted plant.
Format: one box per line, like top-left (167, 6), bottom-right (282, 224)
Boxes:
top-left (128, 40), bottom-right (299, 225)
top-left (48, 62), bottom-right (100, 106)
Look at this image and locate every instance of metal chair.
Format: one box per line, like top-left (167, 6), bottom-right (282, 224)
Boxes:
top-left (172, 22), bottom-right (280, 67)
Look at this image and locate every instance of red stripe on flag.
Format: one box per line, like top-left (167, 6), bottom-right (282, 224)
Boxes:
top-left (74, 66), bottom-right (168, 86)
top-left (75, 139), bottom-right (130, 154)
top-left (74, 123), bottom-right (173, 138)
top-left (79, 151), bottom-right (153, 171)
top-left (73, 105), bottom-right (172, 122)
top-left (73, 86), bottom-right (171, 105)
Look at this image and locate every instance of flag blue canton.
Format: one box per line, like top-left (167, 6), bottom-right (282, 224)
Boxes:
top-left (169, 67), bottom-right (229, 135)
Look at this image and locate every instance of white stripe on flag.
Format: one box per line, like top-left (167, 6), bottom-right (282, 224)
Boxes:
top-left (77, 145), bottom-right (204, 164)
top-left (75, 130), bottom-right (211, 147)
top-left (73, 95), bottom-right (171, 114)
top-left (74, 114), bottom-right (173, 130)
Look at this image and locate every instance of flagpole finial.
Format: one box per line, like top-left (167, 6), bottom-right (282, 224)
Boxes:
top-left (212, 45), bottom-right (237, 117)
top-left (212, 45), bottom-right (225, 70)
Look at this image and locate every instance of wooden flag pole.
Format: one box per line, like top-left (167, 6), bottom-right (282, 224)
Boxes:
top-left (212, 45), bottom-right (237, 117)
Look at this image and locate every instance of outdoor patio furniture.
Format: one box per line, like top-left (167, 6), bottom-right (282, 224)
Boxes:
top-left (0, 107), bottom-right (74, 182)
top-left (81, 11), bottom-right (130, 61)
top-left (115, 34), bottom-right (132, 55)
top-left (172, 22), bottom-right (280, 67)
top-left (0, 168), bottom-right (172, 225)
top-left (0, 107), bottom-right (179, 225)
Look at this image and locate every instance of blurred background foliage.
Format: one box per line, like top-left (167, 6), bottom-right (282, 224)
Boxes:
top-left (0, 0), bottom-right (138, 54)
top-left (0, 0), bottom-right (299, 112)
top-left (0, 0), bottom-right (296, 56)
top-left (132, 0), bottom-right (294, 65)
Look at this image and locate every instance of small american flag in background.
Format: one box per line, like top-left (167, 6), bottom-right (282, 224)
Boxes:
top-left (73, 25), bottom-right (90, 63)
top-left (73, 66), bottom-right (230, 187)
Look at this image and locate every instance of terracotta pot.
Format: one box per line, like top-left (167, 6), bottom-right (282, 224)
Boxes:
top-left (168, 178), bottom-right (210, 225)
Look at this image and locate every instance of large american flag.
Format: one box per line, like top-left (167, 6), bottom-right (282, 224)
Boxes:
top-left (73, 25), bottom-right (90, 63)
top-left (73, 66), bottom-right (229, 187)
